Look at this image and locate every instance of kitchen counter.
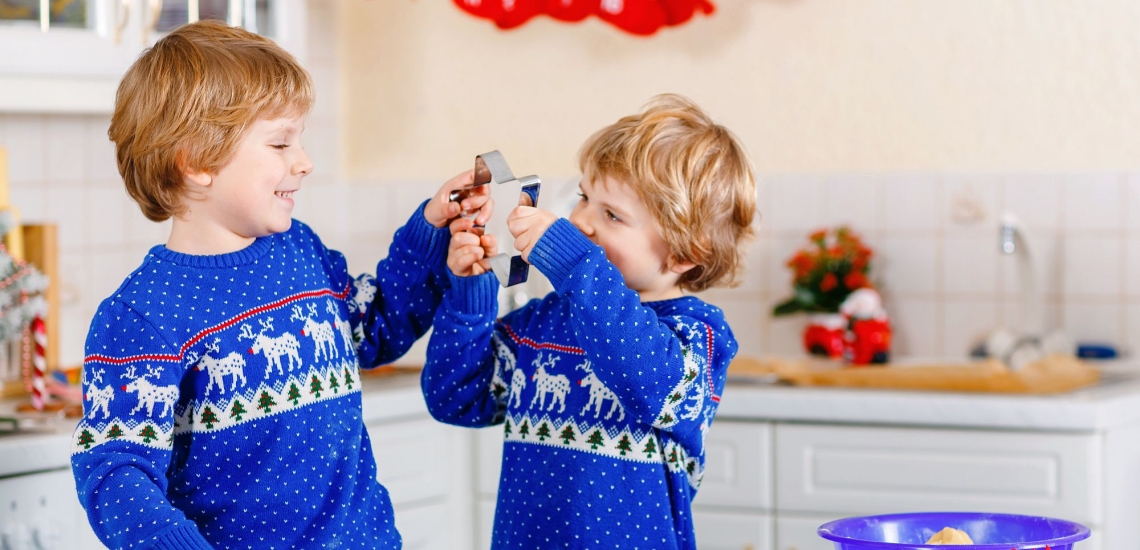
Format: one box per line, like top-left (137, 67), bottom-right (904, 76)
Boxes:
top-left (719, 368), bottom-right (1140, 432)
top-left (7, 366), bottom-right (1140, 477)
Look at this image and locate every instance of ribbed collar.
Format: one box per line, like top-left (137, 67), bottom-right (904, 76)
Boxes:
top-left (148, 235), bottom-right (274, 268)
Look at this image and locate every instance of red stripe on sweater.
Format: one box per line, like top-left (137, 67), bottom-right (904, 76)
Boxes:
top-left (85, 283), bottom-right (351, 365)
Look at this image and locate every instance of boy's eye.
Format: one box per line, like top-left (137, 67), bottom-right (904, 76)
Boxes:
top-left (576, 191), bottom-right (587, 202)
top-left (272, 144), bottom-right (289, 149)
top-left (606, 210), bottom-right (621, 222)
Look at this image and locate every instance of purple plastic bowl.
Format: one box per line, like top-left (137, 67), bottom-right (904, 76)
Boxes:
top-left (818, 512), bottom-right (1090, 549)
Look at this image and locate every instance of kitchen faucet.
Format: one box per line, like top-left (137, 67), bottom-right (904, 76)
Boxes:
top-left (999, 213), bottom-right (1019, 254)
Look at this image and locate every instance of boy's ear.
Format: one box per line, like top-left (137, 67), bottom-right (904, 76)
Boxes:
top-left (183, 168), bottom-right (212, 188)
top-left (669, 257), bottom-right (697, 275)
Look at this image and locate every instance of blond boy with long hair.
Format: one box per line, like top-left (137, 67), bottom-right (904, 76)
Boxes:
top-left (423, 94), bottom-right (757, 550)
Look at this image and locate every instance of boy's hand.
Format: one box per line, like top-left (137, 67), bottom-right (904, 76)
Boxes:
top-left (447, 218), bottom-right (497, 276)
top-left (506, 206), bottom-right (558, 263)
top-left (424, 170), bottom-right (492, 228)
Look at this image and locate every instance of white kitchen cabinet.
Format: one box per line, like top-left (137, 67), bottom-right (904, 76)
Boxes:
top-left (367, 414), bottom-right (474, 550)
top-left (0, 467), bottom-right (102, 550)
top-left (0, 0), bottom-right (307, 114)
top-left (774, 423), bottom-right (1103, 523)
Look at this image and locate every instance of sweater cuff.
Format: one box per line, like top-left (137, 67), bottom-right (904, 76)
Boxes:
top-left (398, 200), bottom-right (450, 269)
top-left (445, 271), bottom-right (499, 314)
top-left (151, 523), bottom-right (214, 550)
top-left (529, 218), bottom-right (594, 290)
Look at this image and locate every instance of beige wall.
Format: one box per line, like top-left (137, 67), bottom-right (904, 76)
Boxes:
top-left (339, 0), bottom-right (1140, 181)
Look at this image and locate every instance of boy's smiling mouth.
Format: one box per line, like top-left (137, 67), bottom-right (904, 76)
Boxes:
top-left (275, 191), bottom-right (295, 198)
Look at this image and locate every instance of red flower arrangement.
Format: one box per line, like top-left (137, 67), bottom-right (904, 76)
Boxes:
top-left (773, 226), bottom-right (874, 316)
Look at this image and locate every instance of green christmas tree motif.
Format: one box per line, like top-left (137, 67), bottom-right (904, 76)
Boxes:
top-left (287, 382), bottom-right (302, 405)
top-left (686, 459), bottom-right (697, 476)
top-left (200, 406), bottom-right (220, 430)
top-left (329, 371), bottom-right (340, 394)
top-left (258, 390), bottom-right (277, 413)
top-left (615, 434), bottom-right (633, 456)
top-left (107, 423), bottom-right (124, 439)
top-left (503, 418), bottom-right (513, 438)
top-left (658, 412), bottom-right (675, 425)
top-left (586, 429), bottom-right (605, 450)
top-left (343, 366), bottom-right (355, 391)
top-left (559, 424), bottom-right (576, 445)
top-left (669, 391), bottom-right (683, 403)
top-left (76, 429), bottom-right (95, 449)
top-left (310, 374), bottom-right (324, 398)
top-left (667, 447), bottom-right (679, 466)
top-left (230, 399), bottom-right (247, 421)
top-left (684, 368), bottom-right (699, 383)
top-left (491, 382), bottom-right (507, 398)
top-left (535, 422), bottom-right (552, 442)
top-left (642, 437), bottom-right (658, 459)
top-left (139, 424), bottom-right (158, 444)
top-left (518, 419), bottom-right (530, 439)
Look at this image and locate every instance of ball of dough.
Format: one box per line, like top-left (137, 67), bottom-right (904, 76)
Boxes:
top-left (925, 527), bottom-right (974, 545)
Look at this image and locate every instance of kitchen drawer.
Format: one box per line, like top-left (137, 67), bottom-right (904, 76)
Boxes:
top-left (368, 416), bottom-right (449, 506)
top-left (775, 514), bottom-right (839, 550)
top-left (697, 420), bottom-right (772, 509)
top-left (775, 423), bottom-right (1102, 524)
top-left (394, 500), bottom-right (453, 550)
top-left (476, 498), bottom-right (496, 550)
top-left (0, 468), bottom-right (97, 550)
top-left (693, 509), bottom-right (773, 550)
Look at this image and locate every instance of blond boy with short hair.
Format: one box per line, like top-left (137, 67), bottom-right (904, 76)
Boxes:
top-left (422, 94), bottom-right (758, 549)
top-left (71, 20), bottom-right (480, 549)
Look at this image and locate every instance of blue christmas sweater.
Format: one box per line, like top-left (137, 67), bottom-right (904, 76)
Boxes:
top-left (421, 219), bottom-right (738, 550)
top-left (71, 207), bottom-right (449, 549)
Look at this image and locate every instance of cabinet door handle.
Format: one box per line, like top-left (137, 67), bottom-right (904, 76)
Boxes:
top-left (113, 0), bottom-right (131, 44)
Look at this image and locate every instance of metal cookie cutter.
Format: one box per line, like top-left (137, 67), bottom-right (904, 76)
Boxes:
top-left (449, 150), bottom-right (541, 287)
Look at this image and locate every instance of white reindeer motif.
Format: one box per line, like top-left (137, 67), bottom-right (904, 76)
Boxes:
top-left (240, 319), bottom-right (302, 377)
top-left (86, 384), bottom-right (114, 419)
top-left (328, 300), bottom-right (354, 355)
top-left (529, 353), bottom-right (570, 413)
top-left (509, 369), bottom-right (526, 408)
top-left (681, 376), bottom-right (706, 421)
top-left (293, 303), bottom-right (338, 362)
top-left (350, 276), bottom-right (377, 314)
top-left (188, 338), bottom-right (247, 396)
top-left (576, 360), bottom-right (625, 421)
top-left (122, 365), bottom-right (179, 417)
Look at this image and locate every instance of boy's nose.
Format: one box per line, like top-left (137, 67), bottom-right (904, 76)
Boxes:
top-left (569, 209), bottom-right (592, 236)
top-left (294, 149), bottom-right (314, 175)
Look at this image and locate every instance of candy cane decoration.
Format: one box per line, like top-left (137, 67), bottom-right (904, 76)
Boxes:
top-left (30, 316), bottom-right (46, 411)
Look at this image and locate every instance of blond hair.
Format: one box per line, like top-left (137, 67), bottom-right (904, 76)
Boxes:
top-left (578, 94), bottom-right (757, 292)
top-left (109, 20), bottom-right (314, 221)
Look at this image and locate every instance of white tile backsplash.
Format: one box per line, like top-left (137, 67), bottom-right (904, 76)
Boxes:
top-left (943, 175), bottom-right (1001, 238)
top-left (44, 117), bottom-right (87, 184)
top-left (876, 236), bottom-right (939, 295)
top-left (1002, 175), bottom-right (1061, 233)
top-left (823, 174), bottom-right (880, 231)
top-left (1062, 235), bottom-right (1121, 298)
top-left (943, 300), bottom-right (999, 359)
top-left (86, 187), bottom-right (129, 247)
top-left (882, 175), bottom-right (940, 233)
top-left (1063, 174), bottom-right (1122, 231)
top-left (766, 175), bottom-right (824, 233)
top-left (1063, 302), bottom-right (1123, 347)
top-left (1128, 176), bottom-right (1140, 233)
top-left (943, 236), bottom-right (998, 295)
top-left (1, 115), bottom-right (46, 183)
